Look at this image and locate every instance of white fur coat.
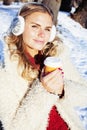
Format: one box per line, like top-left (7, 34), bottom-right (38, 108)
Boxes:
top-left (0, 42), bottom-right (87, 130)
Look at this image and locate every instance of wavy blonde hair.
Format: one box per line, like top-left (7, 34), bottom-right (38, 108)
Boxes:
top-left (5, 3), bottom-right (60, 82)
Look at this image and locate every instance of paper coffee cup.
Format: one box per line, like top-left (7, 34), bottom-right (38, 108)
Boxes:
top-left (44, 56), bottom-right (62, 74)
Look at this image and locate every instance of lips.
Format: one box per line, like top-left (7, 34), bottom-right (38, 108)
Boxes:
top-left (34, 39), bottom-right (45, 44)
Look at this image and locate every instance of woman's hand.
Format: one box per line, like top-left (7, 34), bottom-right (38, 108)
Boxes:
top-left (40, 68), bottom-right (64, 95)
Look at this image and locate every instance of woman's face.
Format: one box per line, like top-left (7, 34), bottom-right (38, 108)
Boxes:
top-left (22, 12), bottom-right (53, 55)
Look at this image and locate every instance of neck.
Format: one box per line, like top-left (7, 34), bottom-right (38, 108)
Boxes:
top-left (24, 44), bottom-right (38, 57)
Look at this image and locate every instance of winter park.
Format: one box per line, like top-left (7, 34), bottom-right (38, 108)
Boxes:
top-left (0, 0), bottom-right (87, 130)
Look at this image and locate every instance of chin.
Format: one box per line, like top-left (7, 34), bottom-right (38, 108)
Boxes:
top-left (36, 46), bottom-right (44, 51)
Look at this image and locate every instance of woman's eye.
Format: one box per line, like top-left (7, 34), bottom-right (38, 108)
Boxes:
top-left (32, 25), bottom-right (38, 28)
top-left (45, 28), bottom-right (51, 32)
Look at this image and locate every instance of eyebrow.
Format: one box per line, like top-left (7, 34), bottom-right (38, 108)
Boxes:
top-left (30, 22), bottom-right (52, 29)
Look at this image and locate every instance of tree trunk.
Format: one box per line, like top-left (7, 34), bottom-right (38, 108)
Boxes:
top-left (42, 0), bottom-right (62, 25)
top-left (3, 0), bottom-right (14, 5)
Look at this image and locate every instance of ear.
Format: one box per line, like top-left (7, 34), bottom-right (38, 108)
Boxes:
top-left (48, 25), bottom-right (56, 42)
top-left (12, 16), bottom-right (25, 36)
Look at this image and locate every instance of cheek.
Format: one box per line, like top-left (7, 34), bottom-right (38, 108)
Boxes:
top-left (45, 30), bottom-right (52, 42)
top-left (23, 28), bottom-right (35, 42)
top-left (47, 35), bottom-right (50, 43)
top-left (45, 33), bottom-right (51, 42)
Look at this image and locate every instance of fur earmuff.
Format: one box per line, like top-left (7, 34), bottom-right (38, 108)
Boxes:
top-left (12, 16), bottom-right (25, 36)
top-left (49, 25), bottom-right (56, 42)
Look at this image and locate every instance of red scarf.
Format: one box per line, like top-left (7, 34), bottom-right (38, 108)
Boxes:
top-left (24, 51), bottom-right (40, 70)
top-left (47, 106), bottom-right (69, 130)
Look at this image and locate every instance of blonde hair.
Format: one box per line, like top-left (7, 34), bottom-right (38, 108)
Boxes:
top-left (5, 3), bottom-right (59, 82)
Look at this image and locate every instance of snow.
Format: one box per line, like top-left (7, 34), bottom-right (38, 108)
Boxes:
top-left (57, 11), bottom-right (87, 80)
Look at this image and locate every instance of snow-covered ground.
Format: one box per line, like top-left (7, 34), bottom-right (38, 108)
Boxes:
top-left (58, 11), bottom-right (87, 80)
top-left (0, 2), bottom-right (87, 80)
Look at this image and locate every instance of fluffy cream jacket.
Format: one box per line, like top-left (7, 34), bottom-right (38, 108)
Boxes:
top-left (0, 42), bottom-right (87, 130)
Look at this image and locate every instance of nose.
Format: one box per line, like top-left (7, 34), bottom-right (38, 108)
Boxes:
top-left (38, 28), bottom-right (45, 38)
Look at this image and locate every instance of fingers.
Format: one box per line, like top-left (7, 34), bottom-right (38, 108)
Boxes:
top-left (41, 69), bottom-right (63, 83)
top-left (40, 68), bottom-right (64, 94)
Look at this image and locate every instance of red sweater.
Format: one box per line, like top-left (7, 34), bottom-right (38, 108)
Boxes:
top-left (47, 106), bottom-right (69, 130)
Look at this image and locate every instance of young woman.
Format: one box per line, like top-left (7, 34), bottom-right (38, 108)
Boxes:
top-left (0, 2), bottom-right (87, 130)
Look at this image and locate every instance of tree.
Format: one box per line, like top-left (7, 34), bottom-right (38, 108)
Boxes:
top-left (70, 0), bottom-right (87, 28)
top-left (42, 0), bottom-right (62, 25)
top-left (3, 0), bottom-right (14, 5)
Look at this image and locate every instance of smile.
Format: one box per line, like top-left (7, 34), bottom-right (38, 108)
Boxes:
top-left (34, 39), bottom-right (44, 44)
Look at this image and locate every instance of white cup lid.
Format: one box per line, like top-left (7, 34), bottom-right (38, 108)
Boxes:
top-left (44, 57), bottom-right (62, 68)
